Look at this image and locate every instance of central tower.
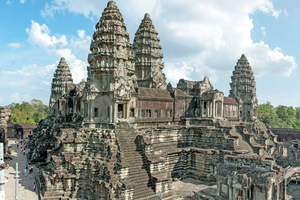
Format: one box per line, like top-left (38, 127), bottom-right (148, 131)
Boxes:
top-left (83, 1), bottom-right (137, 126)
top-left (87, 1), bottom-right (135, 92)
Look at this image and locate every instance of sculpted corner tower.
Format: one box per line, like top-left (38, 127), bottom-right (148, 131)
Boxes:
top-left (49, 57), bottom-right (74, 114)
top-left (229, 54), bottom-right (258, 121)
top-left (133, 13), bottom-right (167, 89)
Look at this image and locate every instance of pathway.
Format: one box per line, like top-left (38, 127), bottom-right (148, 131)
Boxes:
top-left (5, 138), bottom-right (39, 200)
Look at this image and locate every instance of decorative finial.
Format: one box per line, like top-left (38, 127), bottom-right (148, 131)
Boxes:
top-left (240, 54), bottom-right (247, 60)
top-left (107, 1), bottom-right (117, 8)
top-left (144, 13), bottom-right (151, 20)
top-left (203, 76), bottom-right (209, 82)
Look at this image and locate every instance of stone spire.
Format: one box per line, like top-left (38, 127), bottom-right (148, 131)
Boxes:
top-left (49, 57), bottom-right (74, 109)
top-left (133, 13), bottom-right (167, 90)
top-left (229, 54), bottom-right (258, 121)
top-left (87, 0), bottom-right (135, 92)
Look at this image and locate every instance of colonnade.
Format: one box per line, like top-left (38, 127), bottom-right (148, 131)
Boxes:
top-left (201, 100), bottom-right (223, 118)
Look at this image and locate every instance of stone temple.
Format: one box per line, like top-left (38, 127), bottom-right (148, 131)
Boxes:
top-left (28, 1), bottom-right (297, 200)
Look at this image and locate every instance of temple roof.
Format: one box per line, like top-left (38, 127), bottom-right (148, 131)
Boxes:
top-left (98, 0), bottom-right (124, 25)
top-left (53, 57), bottom-right (73, 83)
top-left (224, 97), bottom-right (238, 104)
top-left (133, 12), bottom-right (166, 89)
top-left (139, 87), bottom-right (173, 99)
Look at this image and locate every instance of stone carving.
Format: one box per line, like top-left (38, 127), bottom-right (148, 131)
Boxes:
top-left (229, 54), bottom-right (258, 121)
top-left (49, 57), bottom-right (74, 114)
top-left (87, 0), bottom-right (134, 92)
top-left (133, 13), bottom-right (167, 89)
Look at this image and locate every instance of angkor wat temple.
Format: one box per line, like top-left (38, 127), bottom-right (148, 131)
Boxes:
top-left (28, 1), bottom-right (297, 199)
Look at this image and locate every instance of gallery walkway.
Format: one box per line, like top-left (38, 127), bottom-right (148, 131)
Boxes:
top-left (5, 138), bottom-right (38, 200)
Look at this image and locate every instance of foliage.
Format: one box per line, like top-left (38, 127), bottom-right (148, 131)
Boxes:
top-left (9, 99), bottom-right (49, 124)
top-left (258, 102), bottom-right (300, 129)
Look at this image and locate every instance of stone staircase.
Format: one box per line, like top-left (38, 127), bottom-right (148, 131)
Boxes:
top-left (116, 124), bottom-right (156, 199)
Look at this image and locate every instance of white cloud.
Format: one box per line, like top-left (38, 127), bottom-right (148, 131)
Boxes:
top-left (3, 64), bottom-right (36, 76)
top-left (164, 62), bottom-right (194, 84)
top-left (77, 30), bottom-right (85, 39)
top-left (40, 0), bottom-right (106, 19)
top-left (6, 0), bottom-right (12, 5)
top-left (10, 92), bottom-right (20, 102)
top-left (284, 9), bottom-right (288, 16)
top-left (25, 20), bottom-right (87, 83)
top-left (2, 63), bottom-right (56, 81)
top-left (42, 81), bottom-right (51, 85)
top-left (38, 0), bottom-right (295, 86)
top-left (9, 42), bottom-right (21, 49)
top-left (9, 93), bottom-right (31, 103)
top-left (20, 0), bottom-right (26, 3)
top-left (261, 26), bottom-right (266, 36)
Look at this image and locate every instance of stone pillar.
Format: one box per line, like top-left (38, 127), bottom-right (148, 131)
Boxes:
top-left (114, 103), bottom-right (117, 122)
top-left (126, 102), bottom-right (130, 119)
top-left (73, 99), bottom-right (76, 114)
top-left (276, 184), bottom-right (279, 200)
top-left (283, 179), bottom-right (286, 200)
top-left (210, 101), bottom-right (212, 117)
top-left (212, 100), bottom-right (215, 117)
top-left (217, 180), bottom-right (221, 196)
top-left (58, 100), bottom-right (61, 113)
top-left (207, 101), bottom-right (209, 117)
top-left (221, 101), bottom-right (224, 118)
top-left (88, 100), bottom-right (92, 121)
top-left (201, 101), bottom-right (204, 117)
top-left (228, 185), bottom-right (232, 200)
top-left (109, 104), bottom-right (112, 123)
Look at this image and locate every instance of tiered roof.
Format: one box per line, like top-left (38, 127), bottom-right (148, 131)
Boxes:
top-left (133, 13), bottom-right (166, 89)
top-left (49, 57), bottom-right (74, 107)
top-left (229, 54), bottom-right (257, 103)
top-left (87, 0), bottom-right (134, 85)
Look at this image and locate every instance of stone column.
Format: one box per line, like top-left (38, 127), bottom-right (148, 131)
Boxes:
top-left (73, 99), bottom-right (76, 114)
top-left (207, 101), bottom-right (210, 117)
top-left (217, 180), bottom-right (221, 196)
top-left (284, 179), bottom-right (287, 200)
top-left (58, 100), bottom-right (61, 113)
top-left (109, 104), bottom-right (112, 123)
top-left (212, 100), bottom-right (215, 117)
top-left (114, 103), bottom-right (117, 122)
top-left (276, 184), bottom-right (279, 200)
top-left (228, 185), bottom-right (232, 200)
top-left (88, 100), bottom-right (92, 121)
top-left (126, 102), bottom-right (130, 119)
top-left (210, 101), bottom-right (212, 117)
top-left (221, 101), bottom-right (224, 118)
top-left (201, 101), bottom-right (204, 117)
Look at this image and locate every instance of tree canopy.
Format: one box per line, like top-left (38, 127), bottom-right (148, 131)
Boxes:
top-left (258, 102), bottom-right (300, 129)
top-left (9, 99), bottom-right (49, 124)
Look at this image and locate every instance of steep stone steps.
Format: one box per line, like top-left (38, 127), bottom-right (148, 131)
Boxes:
top-left (116, 125), bottom-right (155, 199)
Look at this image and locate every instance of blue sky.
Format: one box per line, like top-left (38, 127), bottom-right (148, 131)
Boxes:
top-left (0, 0), bottom-right (299, 107)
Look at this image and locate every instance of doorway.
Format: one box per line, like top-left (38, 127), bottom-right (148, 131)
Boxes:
top-left (118, 104), bottom-right (124, 118)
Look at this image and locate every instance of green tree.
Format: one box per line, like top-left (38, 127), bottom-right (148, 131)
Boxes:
top-left (8, 99), bottom-right (49, 124)
top-left (11, 113), bottom-right (20, 124)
